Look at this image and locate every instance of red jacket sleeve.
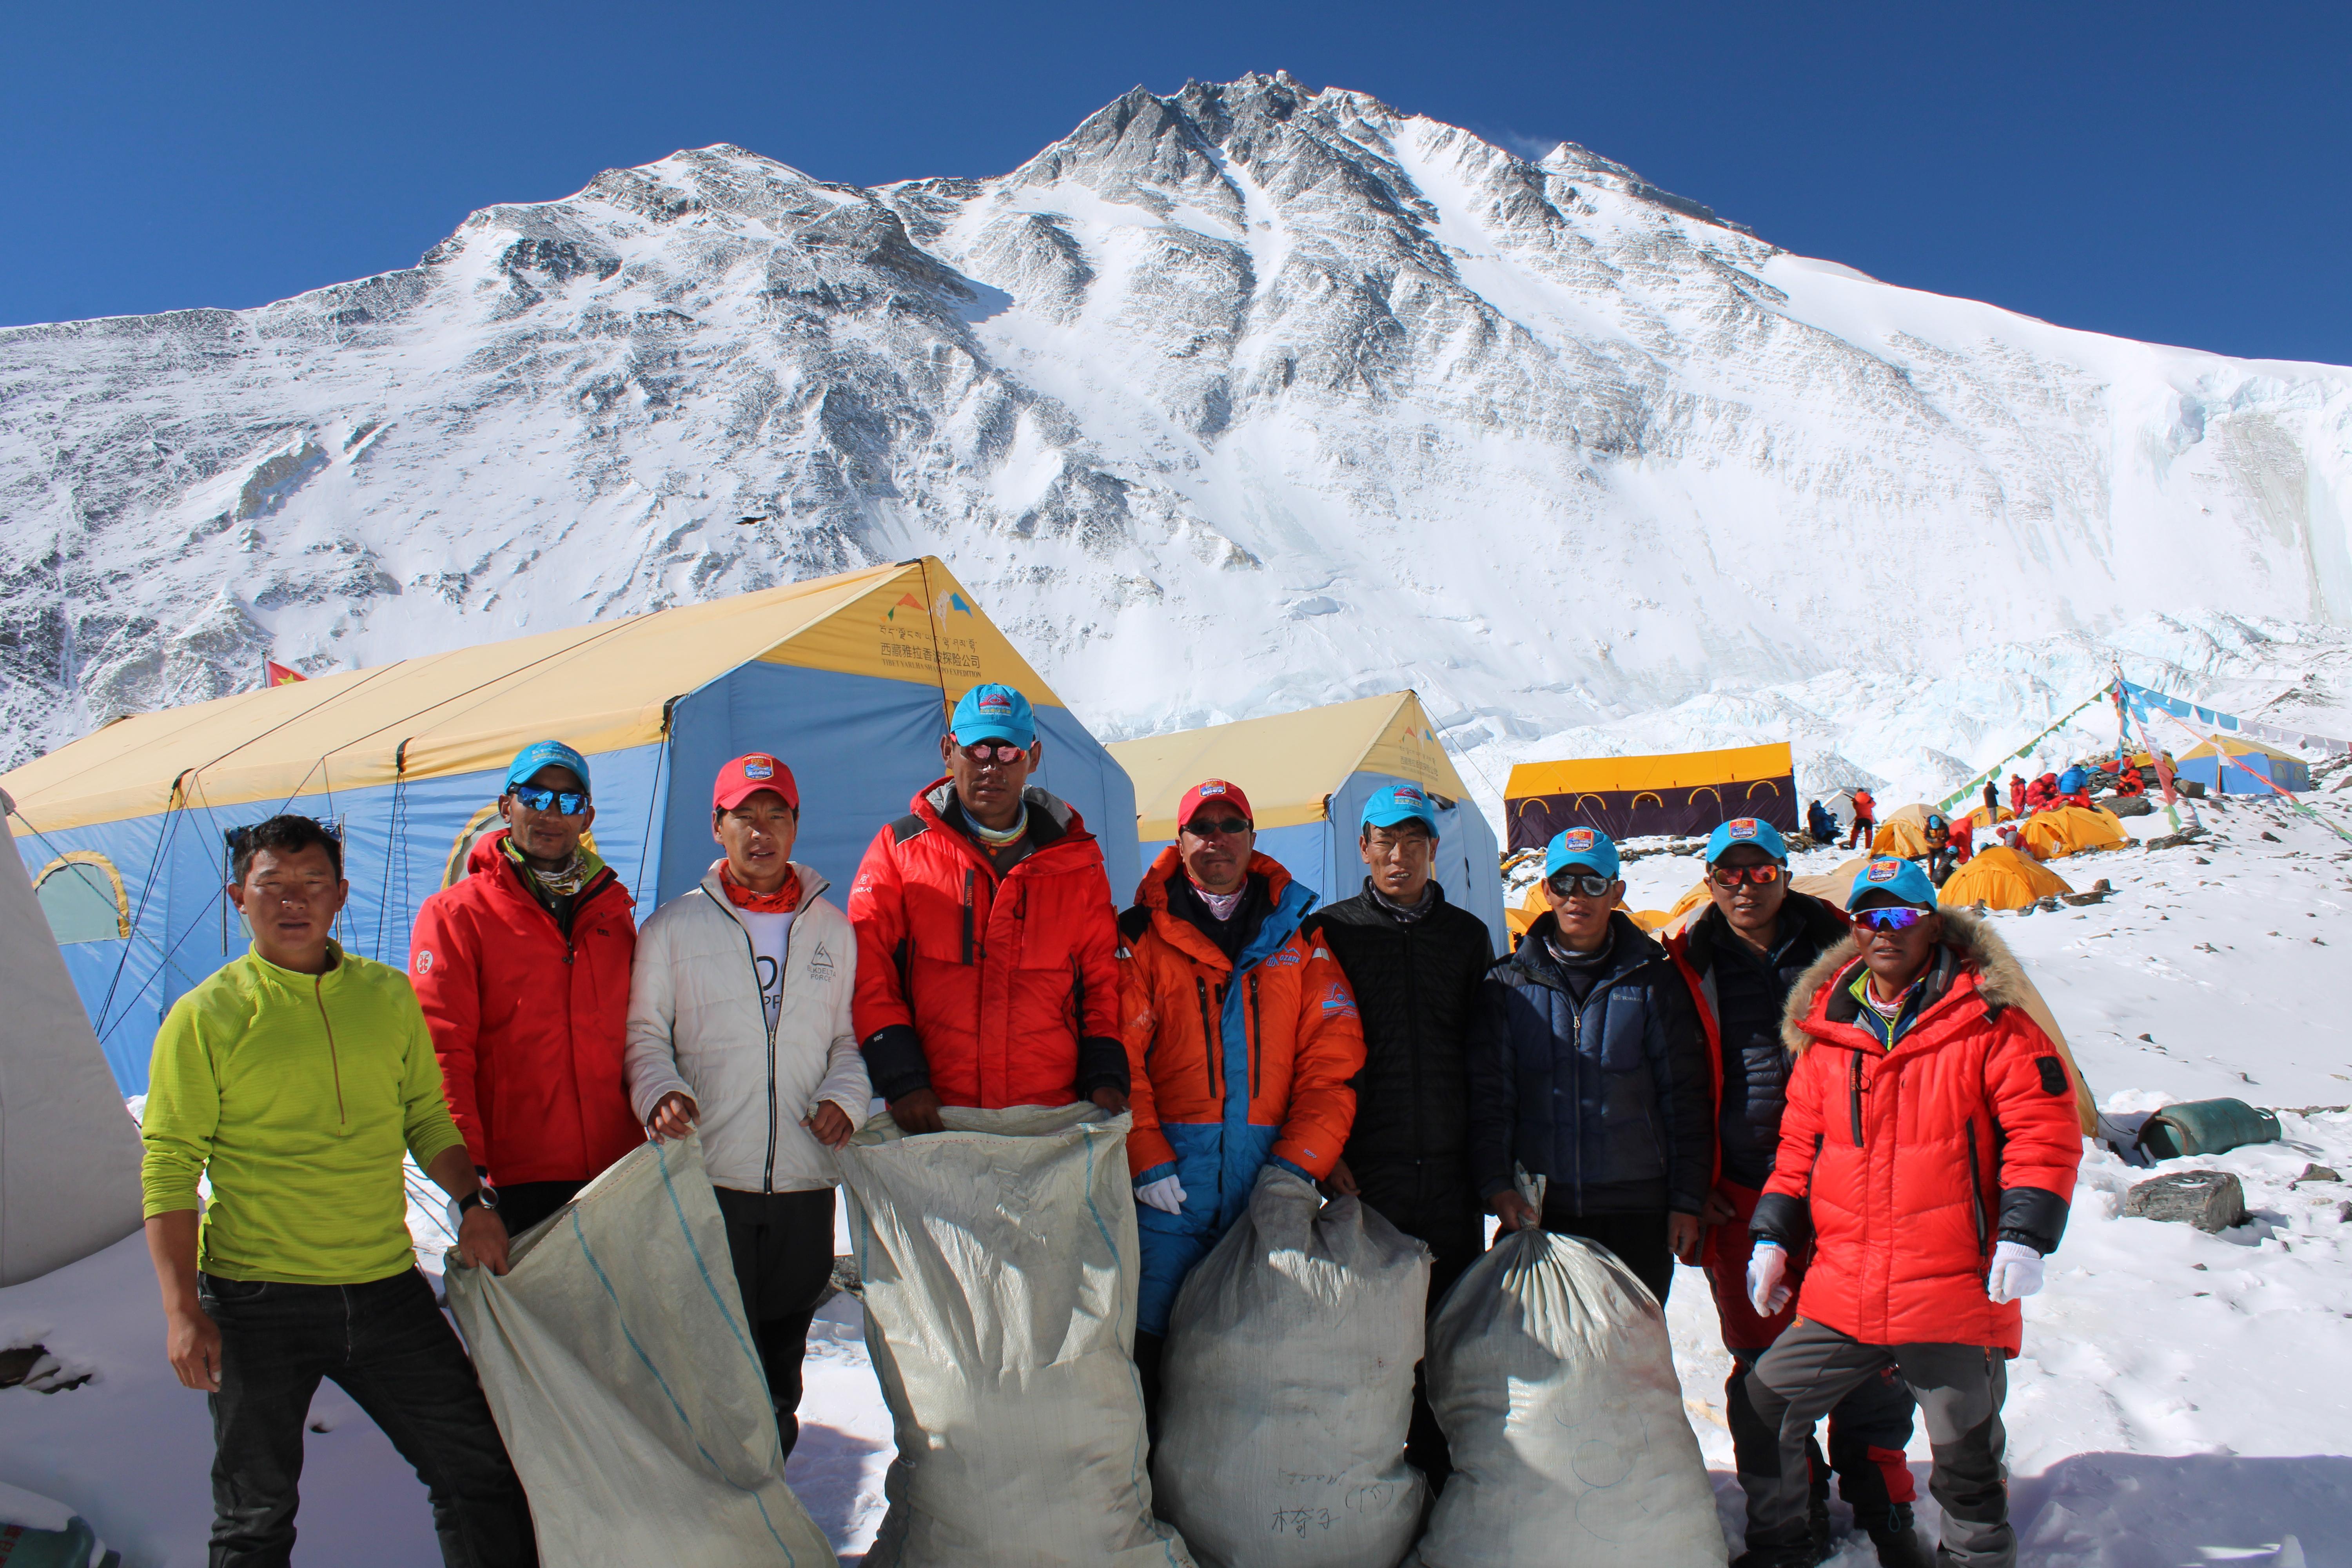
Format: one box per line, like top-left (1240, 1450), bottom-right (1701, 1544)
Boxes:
top-left (1271, 937), bottom-right (1365, 1180)
top-left (407, 893), bottom-right (486, 1167)
top-left (848, 824), bottom-right (912, 1042)
top-left (1984, 1013), bottom-right (2085, 1254)
top-left (1118, 939), bottom-right (1176, 1178)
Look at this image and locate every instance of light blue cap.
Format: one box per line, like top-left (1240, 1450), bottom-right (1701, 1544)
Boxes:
top-left (1361, 783), bottom-right (1441, 836)
top-left (1704, 817), bottom-right (1787, 863)
top-left (1544, 826), bottom-right (1620, 881)
top-left (505, 739), bottom-right (592, 795)
top-left (950, 682), bottom-right (1036, 746)
top-left (1846, 856), bottom-right (1938, 910)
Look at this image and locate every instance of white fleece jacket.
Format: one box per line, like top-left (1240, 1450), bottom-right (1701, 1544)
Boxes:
top-left (624, 862), bottom-right (869, 1193)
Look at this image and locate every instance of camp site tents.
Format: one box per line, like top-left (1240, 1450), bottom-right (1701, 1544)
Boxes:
top-left (1503, 880), bottom-right (1658, 946)
top-left (2020, 805), bottom-right (2129, 860)
top-left (1960, 804), bottom-right (2016, 830)
top-left (2175, 737), bottom-right (2314, 796)
top-left (1941, 846), bottom-right (2072, 912)
top-left (2, 558), bottom-right (1138, 1095)
top-left (1789, 855), bottom-right (1871, 907)
top-left (1504, 743), bottom-right (1798, 851)
top-left (1870, 804), bottom-right (1942, 858)
top-left (0, 787), bottom-right (144, 1285)
top-left (1107, 691), bottom-right (1507, 955)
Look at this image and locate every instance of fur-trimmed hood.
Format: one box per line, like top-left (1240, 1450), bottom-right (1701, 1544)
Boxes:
top-left (1780, 904), bottom-right (2033, 1053)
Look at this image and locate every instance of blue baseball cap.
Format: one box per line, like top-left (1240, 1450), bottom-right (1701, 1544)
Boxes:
top-left (504, 739), bottom-right (592, 795)
top-left (1846, 856), bottom-right (1938, 910)
top-left (1704, 817), bottom-right (1787, 864)
top-left (1544, 826), bottom-right (1620, 882)
top-left (950, 682), bottom-right (1036, 747)
top-left (1361, 783), bottom-right (1441, 836)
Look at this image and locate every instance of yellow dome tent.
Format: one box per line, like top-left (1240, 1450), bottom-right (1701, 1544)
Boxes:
top-left (1940, 846), bottom-right (2072, 910)
top-left (1960, 804), bottom-right (2016, 830)
top-left (1870, 803), bottom-right (1943, 858)
top-left (1655, 878), bottom-right (1713, 936)
top-left (2020, 805), bottom-right (2128, 860)
top-left (1789, 855), bottom-right (1871, 907)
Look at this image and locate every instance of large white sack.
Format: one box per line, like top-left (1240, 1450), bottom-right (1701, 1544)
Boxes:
top-left (836, 1104), bottom-right (1194, 1568)
top-left (1403, 1227), bottom-right (1726, 1567)
top-left (446, 1134), bottom-right (836, 1568)
top-left (1153, 1166), bottom-right (1430, 1568)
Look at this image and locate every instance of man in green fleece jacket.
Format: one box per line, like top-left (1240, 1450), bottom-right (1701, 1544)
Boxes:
top-left (141, 814), bottom-right (537, 1567)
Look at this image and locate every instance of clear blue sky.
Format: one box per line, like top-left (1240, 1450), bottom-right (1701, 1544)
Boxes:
top-left (5, 1), bottom-right (2345, 364)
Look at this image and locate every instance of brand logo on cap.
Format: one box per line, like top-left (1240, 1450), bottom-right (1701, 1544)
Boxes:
top-left (1564, 828), bottom-right (1597, 851)
top-left (744, 758), bottom-right (774, 779)
top-left (979, 693), bottom-right (1013, 714)
top-left (1395, 786), bottom-right (1426, 805)
top-left (1728, 818), bottom-right (1758, 839)
top-left (1866, 859), bottom-right (1902, 883)
top-left (1198, 782), bottom-right (1227, 795)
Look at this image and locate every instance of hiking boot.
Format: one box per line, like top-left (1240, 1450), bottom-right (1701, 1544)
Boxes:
top-left (1732, 1543), bottom-right (1835, 1568)
top-left (1808, 1492), bottom-right (1833, 1550)
top-left (1856, 1504), bottom-right (1931, 1568)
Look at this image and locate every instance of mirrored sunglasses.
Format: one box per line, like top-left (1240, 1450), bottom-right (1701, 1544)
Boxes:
top-left (1547, 871), bottom-right (1614, 899)
top-left (1708, 864), bottom-right (1784, 887)
top-left (958, 742), bottom-right (1029, 764)
top-left (1853, 906), bottom-right (1929, 932)
top-left (510, 786), bottom-right (590, 815)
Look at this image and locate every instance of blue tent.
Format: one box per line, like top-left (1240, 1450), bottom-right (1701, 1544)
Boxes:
top-left (1107, 691), bottom-right (1507, 955)
top-left (3, 558), bottom-right (1137, 1094)
top-left (2175, 737), bottom-right (2314, 796)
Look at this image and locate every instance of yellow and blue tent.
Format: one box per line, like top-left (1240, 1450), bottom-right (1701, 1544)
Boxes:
top-left (1108, 692), bottom-right (1506, 955)
top-left (3, 557), bottom-right (1138, 1093)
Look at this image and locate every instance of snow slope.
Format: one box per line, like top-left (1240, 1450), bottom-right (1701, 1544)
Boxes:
top-left (9, 786), bottom-right (2348, 1564)
top-left (2, 72), bottom-right (2348, 786)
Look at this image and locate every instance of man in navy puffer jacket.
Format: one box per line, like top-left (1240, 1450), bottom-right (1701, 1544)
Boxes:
top-left (1470, 827), bottom-right (1711, 1302)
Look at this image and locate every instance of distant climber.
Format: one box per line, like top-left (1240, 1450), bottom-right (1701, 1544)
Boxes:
top-left (1806, 800), bottom-right (1839, 843)
top-left (1844, 788), bottom-right (1877, 851)
top-left (1980, 779), bottom-right (1998, 814)
top-left (2007, 773), bottom-right (2027, 815)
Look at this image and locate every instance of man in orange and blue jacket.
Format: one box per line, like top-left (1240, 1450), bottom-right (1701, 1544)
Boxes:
top-left (1117, 779), bottom-right (1365, 1408)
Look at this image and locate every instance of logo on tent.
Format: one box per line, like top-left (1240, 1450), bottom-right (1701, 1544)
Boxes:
top-left (1728, 818), bottom-right (1758, 839)
top-left (934, 591), bottom-right (974, 620)
top-left (1865, 859), bottom-right (1902, 883)
top-left (887, 593), bottom-right (926, 621)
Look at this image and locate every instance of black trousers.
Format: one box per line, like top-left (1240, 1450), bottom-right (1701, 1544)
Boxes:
top-left (1726, 1346), bottom-right (1916, 1535)
top-left (1354, 1160), bottom-right (1485, 1490)
top-left (200, 1267), bottom-right (535, 1568)
top-left (489, 1180), bottom-right (583, 1240)
top-left (1535, 1201), bottom-right (1676, 1305)
top-left (712, 1186), bottom-right (836, 1461)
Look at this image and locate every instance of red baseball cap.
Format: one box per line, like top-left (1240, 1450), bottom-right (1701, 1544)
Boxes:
top-left (1178, 779), bottom-right (1253, 829)
top-left (713, 753), bottom-right (800, 813)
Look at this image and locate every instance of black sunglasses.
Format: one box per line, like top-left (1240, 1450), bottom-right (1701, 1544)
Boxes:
top-left (509, 786), bottom-right (590, 815)
top-left (1547, 871), bottom-right (1614, 899)
top-left (1183, 817), bottom-right (1252, 838)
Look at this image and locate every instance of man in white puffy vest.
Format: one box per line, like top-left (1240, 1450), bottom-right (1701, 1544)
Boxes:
top-left (624, 753), bottom-right (869, 1458)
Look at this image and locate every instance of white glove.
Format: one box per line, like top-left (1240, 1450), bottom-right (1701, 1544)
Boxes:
top-left (1985, 1240), bottom-right (2045, 1303)
top-left (1748, 1241), bottom-right (1793, 1316)
top-left (1135, 1175), bottom-right (1188, 1215)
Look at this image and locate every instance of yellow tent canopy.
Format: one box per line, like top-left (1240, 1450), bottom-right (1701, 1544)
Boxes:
top-left (1940, 846), bottom-right (2072, 910)
top-left (1960, 804), bottom-right (2016, 829)
top-left (2178, 736), bottom-right (2303, 764)
top-left (2020, 806), bottom-right (2128, 860)
top-left (1107, 692), bottom-right (1507, 951)
top-left (1504, 878), bottom-right (1651, 944)
top-left (1790, 855), bottom-right (1872, 906)
top-left (1504, 742), bottom-right (1798, 851)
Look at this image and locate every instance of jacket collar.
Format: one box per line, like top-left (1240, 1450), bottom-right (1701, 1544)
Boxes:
top-left (1136, 845), bottom-right (1311, 972)
top-left (912, 777), bottom-right (1091, 877)
top-left (1508, 908), bottom-right (1661, 994)
top-left (1681, 889), bottom-right (1847, 978)
top-left (1782, 905), bottom-right (2022, 1055)
top-left (696, 860), bottom-right (829, 913)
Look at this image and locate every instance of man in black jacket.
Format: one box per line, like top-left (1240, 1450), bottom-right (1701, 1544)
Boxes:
top-left (1473, 827), bottom-right (1710, 1304)
top-left (1667, 818), bottom-right (1921, 1566)
top-left (1309, 783), bottom-right (1495, 1485)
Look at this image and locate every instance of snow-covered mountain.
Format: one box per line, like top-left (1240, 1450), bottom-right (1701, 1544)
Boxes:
top-left (5, 71), bottom-right (2349, 796)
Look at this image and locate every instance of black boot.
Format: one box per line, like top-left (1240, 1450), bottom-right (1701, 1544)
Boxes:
top-left (1808, 1488), bottom-right (1833, 1551)
top-left (1855, 1503), bottom-right (1931, 1568)
top-left (1732, 1541), bottom-right (1834, 1568)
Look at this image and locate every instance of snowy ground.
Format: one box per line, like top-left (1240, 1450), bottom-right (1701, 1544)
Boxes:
top-left (5, 791), bottom-right (2348, 1564)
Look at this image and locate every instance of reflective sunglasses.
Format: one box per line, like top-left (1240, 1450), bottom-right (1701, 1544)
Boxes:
top-left (957, 741), bottom-right (1030, 764)
top-left (1547, 871), bottom-right (1614, 899)
top-left (1853, 906), bottom-right (1930, 933)
top-left (509, 786), bottom-right (590, 815)
top-left (1184, 817), bottom-right (1252, 838)
top-left (1708, 864), bottom-right (1784, 887)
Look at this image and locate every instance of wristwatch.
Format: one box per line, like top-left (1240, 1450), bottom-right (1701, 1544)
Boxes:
top-left (448, 1185), bottom-right (500, 1234)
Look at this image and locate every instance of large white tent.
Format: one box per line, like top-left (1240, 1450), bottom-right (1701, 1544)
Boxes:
top-left (0, 787), bottom-right (143, 1285)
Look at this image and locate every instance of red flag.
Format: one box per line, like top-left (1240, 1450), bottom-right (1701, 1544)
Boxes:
top-left (265, 660), bottom-right (307, 686)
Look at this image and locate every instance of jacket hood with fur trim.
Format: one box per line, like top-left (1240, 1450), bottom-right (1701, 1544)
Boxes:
top-left (1781, 905), bottom-right (2028, 1054)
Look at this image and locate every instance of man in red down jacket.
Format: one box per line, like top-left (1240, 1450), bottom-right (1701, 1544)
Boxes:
top-left (1737, 857), bottom-right (2082, 1568)
top-left (410, 740), bottom-right (644, 1237)
top-left (849, 683), bottom-right (1129, 1127)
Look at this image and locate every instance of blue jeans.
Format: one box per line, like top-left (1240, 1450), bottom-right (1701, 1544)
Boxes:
top-left (199, 1267), bottom-right (535, 1568)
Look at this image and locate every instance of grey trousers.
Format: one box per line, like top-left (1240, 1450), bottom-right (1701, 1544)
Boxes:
top-left (1745, 1319), bottom-right (2012, 1566)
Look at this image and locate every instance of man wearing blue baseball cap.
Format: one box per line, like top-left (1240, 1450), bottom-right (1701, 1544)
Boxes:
top-left (848, 682), bottom-right (1129, 1131)
top-left (1666, 819), bottom-right (1919, 1562)
top-left (410, 739), bottom-right (642, 1238)
top-left (1468, 826), bottom-right (1710, 1304)
top-left (1739, 858), bottom-right (2081, 1568)
top-left (1309, 781), bottom-right (1496, 1486)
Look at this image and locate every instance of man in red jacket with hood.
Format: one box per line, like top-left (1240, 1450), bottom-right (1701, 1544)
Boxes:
top-left (1737, 857), bottom-right (2082, 1568)
top-left (849, 683), bottom-right (1129, 1129)
top-left (410, 740), bottom-right (644, 1238)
